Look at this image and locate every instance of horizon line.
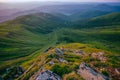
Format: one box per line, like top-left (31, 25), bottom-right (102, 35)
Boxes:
top-left (0, 1), bottom-right (120, 3)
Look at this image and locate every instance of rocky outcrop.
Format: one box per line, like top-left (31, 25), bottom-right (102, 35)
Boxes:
top-left (4, 66), bottom-right (24, 80)
top-left (74, 50), bottom-right (83, 54)
top-left (36, 70), bottom-right (62, 80)
top-left (49, 61), bottom-right (55, 65)
top-left (91, 52), bottom-right (107, 62)
top-left (58, 58), bottom-right (68, 63)
top-left (78, 62), bottom-right (109, 80)
top-left (54, 48), bottom-right (64, 55)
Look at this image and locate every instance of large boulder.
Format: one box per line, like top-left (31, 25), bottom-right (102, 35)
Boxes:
top-left (36, 70), bottom-right (61, 80)
top-left (78, 62), bottom-right (109, 80)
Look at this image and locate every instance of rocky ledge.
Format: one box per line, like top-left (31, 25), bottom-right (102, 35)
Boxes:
top-left (36, 70), bottom-right (62, 80)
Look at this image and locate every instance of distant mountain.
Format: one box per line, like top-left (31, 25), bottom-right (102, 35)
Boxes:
top-left (0, 3), bottom-right (120, 23)
top-left (93, 4), bottom-right (120, 12)
top-left (34, 3), bottom-right (120, 15)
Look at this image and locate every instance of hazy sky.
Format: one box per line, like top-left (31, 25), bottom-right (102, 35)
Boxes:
top-left (0, 0), bottom-right (120, 2)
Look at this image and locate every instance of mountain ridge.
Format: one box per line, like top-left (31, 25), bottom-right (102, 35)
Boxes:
top-left (74, 12), bottom-right (120, 28)
top-left (0, 11), bottom-right (120, 80)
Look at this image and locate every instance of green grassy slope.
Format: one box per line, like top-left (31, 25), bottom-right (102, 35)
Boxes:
top-left (74, 12), bottom-right (120, 28)
top-left (0, 13), bottom-right (65, 77)
top-left (0, 12), bottom-right (66, 61)
top-left (68, 12), bottom-right (120, 53)
top-left (69, 10), bottom-right (110, 21)
top-left (0, 12), bottom-right (120, 79)
top-left (56, 26), bottom-right (120, 54)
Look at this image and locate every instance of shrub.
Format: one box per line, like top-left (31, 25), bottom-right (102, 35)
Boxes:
top-left (102, 70), bottom-right (109, 77)
top-left (51, 64), bottom-right (72, 77)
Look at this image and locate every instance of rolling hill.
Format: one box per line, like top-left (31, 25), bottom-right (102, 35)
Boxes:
top-left (74, 12), bottom-right (120, 28)
top-left (68, 10), bottom-right (111, 21)
top-left (0, 12), bottom-right (120, 80)
top-left (0, 12), bottom-right (67, 61)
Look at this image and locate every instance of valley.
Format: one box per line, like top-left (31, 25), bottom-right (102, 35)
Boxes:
top-left (0, 2), bottom-right (120, 80)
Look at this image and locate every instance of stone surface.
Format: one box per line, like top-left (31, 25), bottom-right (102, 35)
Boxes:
top-left (91, 52), bottom-right (107, 62)
top-left (58, 58), bottom-right (68, 63)
top-left (78, 62), bottom-right (109, 80)
top-left (54, 48), bottom-right (64, 55)
top-left (49, 61), bottom-right (55, 65)
top-left (36, 70), bottom-right (61, 80)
